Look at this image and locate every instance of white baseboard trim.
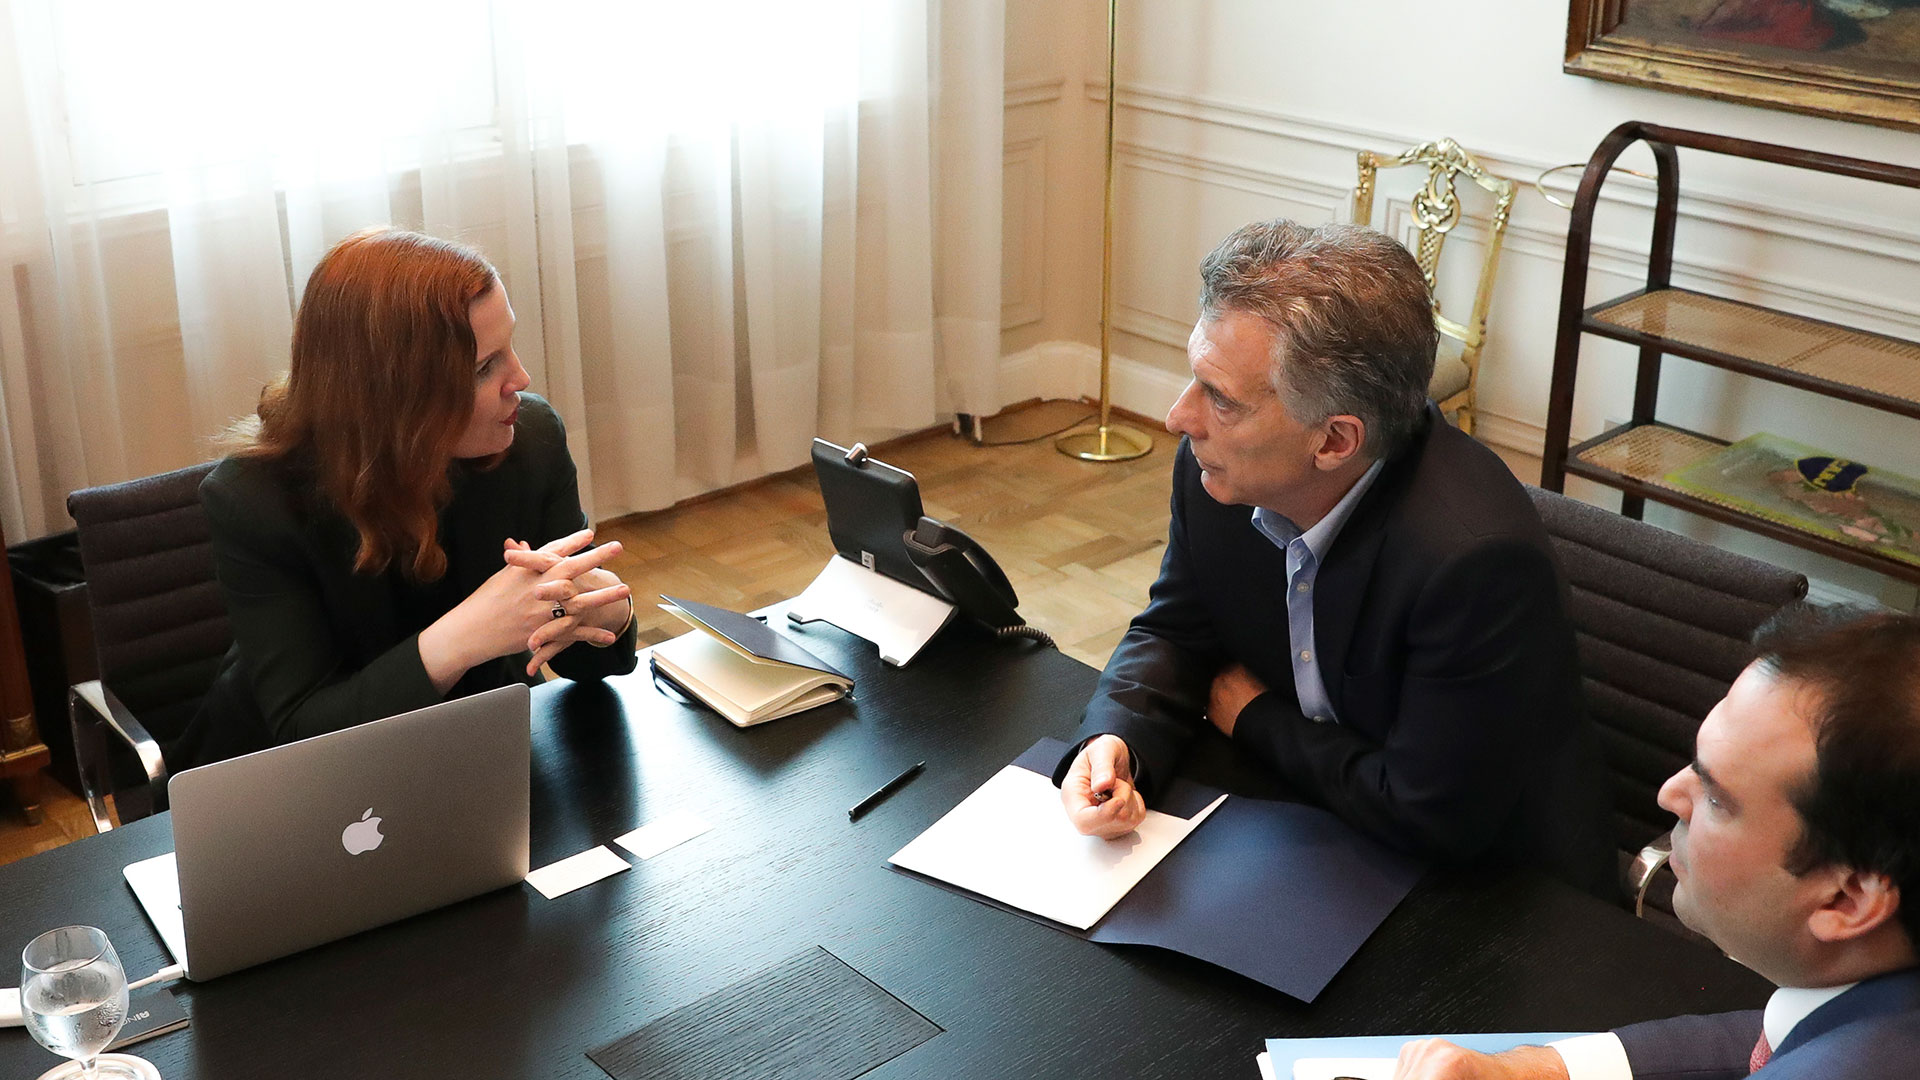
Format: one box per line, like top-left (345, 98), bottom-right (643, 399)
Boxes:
top-left (1471, 411), bottom-right (1547, 460)
top-left (999, 339), bottom-right (1185, 422)
top-left (1108, 350), bottom-right (1187, 423)
top-left (996, 340), bottom-right (1094, 405)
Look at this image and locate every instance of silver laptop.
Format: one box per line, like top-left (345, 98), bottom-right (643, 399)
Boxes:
top-left (123, 683), bottom-right (531, 981)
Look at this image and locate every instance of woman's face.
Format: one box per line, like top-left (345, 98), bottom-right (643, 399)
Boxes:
top-left (450, 283), bottom-right (531, 460)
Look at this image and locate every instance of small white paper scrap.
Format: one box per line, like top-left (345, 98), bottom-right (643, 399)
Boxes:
top-left (525, 846), bottom-right (630, 899)
top-left (613, 811), bottom-right (712, 860)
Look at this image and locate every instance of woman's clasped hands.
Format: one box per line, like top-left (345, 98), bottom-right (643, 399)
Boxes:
top-left (418, 528), bottom-right (633, 691)
top-left (502, 530), bottom-right (633, 673)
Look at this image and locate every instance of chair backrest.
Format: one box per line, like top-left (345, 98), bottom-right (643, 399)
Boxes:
top-left (1352, 138), bottom-right (1515, 355)
top-left (1526, 486), bottom-right (1808, 855)
top-left (66, 461), bottom-right (229, 744)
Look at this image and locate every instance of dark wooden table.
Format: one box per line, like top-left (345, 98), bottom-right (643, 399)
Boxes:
top-left (0, 619), bottom-right (1770, 1078)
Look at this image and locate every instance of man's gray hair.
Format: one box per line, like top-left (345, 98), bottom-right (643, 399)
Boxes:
top-left (1197, 220), bottom-right (1437, 460)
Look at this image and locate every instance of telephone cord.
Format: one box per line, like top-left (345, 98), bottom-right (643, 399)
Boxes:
top-left (996, 624), bottom-right (1056, 649)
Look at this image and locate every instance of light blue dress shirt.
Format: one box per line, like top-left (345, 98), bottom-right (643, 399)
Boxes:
top-left (1248, 459), bottom-right (1386, 725)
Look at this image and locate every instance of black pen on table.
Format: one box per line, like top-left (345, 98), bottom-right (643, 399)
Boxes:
top-left (848, 761), bottom-right (924, 821)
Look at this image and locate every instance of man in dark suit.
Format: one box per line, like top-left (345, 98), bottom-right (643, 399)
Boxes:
top-left (1053, 219), bottom-right (1612, 894)
top-left (1393, 606), bottom-right (1920, 1079)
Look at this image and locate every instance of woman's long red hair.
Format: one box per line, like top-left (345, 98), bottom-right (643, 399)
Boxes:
top-left (231, 227), bottom-right (499, 581)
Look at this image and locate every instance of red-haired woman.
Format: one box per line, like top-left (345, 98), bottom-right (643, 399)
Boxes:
top-left (171, 228), bottom-right (637, 768)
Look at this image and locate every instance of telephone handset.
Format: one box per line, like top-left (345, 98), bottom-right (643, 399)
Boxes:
top-left (809, 437), bottom-right (1053, 649)
top-left (901, 516), bottom-right (1053, 646)
top-left (902, 516), bottom-right (1020, 629)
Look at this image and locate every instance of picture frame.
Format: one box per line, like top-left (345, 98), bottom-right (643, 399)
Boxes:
top-left (1566, 0), bottom-right (1920, 132)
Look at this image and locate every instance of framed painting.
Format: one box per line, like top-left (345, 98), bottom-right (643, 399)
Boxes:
top-left (1567, 0), bottom-right (1920, 131)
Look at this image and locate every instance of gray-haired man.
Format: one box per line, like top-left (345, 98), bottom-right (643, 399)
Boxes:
top-left (1053, 219), bottom-right (1612, 894)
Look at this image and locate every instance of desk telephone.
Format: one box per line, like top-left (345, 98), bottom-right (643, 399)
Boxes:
top-left (810, 438), bottom-right (1052, 647)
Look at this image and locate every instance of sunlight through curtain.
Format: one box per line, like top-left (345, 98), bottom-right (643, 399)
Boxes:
top-left (0, 0), bottom-right (1004, 537)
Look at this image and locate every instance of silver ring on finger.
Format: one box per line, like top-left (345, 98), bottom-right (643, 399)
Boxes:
top-left (550, 603), bottom-right (568, 620)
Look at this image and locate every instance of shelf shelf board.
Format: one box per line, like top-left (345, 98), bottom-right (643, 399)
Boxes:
top-left (1565, 421), bottom-right (1920, 586)
top-left (1583, 288), bottom-right (1920, 421)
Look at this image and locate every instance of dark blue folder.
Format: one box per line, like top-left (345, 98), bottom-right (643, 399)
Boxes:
top-left (909, 738), bottom-right (1428, 1002)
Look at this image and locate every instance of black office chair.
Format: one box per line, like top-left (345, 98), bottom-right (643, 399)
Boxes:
top-left (1527, 486), bottom-right (1807, 925)
top-left (66, 461), bottom-right (229, 832)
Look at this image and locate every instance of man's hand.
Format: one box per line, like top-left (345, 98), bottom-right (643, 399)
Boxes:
top-left (1207, 662), bottom-right (1267, 737)
top-left (1392, 1040), bottom-right (1569, 1080)
top-left (1060, 735), bottom-right (1146, 839)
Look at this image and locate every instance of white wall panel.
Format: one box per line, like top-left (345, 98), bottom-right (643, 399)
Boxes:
top-left (1001, 135), bottom-right (1047, 330)
top-left (1110, 142), bottom-right (1344, 359)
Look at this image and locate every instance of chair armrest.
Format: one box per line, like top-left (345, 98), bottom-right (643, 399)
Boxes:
top-left (1626, 831), bottom-right (1673, 919)
top-left (68, 680), bottom-right (166, 833)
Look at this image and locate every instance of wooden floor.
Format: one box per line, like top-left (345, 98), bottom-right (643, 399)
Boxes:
top-left (0, 410), bottom-right (1535, 866)
top-left (0, 781), bottom-right (108, 865)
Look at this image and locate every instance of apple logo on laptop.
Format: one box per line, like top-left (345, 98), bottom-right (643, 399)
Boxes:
top-left (341, 808), bottom-right (385, 855)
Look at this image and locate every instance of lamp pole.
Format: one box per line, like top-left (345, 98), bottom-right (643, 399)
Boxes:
top-left (1056, 0), bottom-right (1151, 463)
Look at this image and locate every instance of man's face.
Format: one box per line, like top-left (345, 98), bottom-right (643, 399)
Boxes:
top-left (1164, 310), bottom-right (1325, 512)
top-left (1658, 664), bottom-right (1830, 982)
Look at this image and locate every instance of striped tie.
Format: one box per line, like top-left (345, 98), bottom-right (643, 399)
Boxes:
top-left (1749, 1031), bottom-right (1771, 1074)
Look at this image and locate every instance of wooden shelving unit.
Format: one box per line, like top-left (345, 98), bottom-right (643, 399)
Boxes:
top-left (1540, 122), bottom-right (1920, 587)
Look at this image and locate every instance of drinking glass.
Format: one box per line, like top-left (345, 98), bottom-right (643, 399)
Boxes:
top-left (19, 926), bottom-right (141, 1079)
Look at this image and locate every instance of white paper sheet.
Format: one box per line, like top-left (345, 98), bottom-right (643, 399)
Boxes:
top-left (525, 846), bottom-right (630, 899)
top-left (613, 811), bottom-right (712, 860)
top-left (888, 765), bottom-right (1226, 930)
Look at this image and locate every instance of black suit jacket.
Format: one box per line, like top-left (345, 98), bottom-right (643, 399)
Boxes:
top-left (1056, 406), bottom-right (1613, 895)
top-left (169, 394), bottom-right (636, 770)
top-left (1616, 969), bottom-right (1920, 1079)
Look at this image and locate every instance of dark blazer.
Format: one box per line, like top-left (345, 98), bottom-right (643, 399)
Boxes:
top-left (168, 394), bottom-right (636, 770)
top-left (1616, 969), bottom-right (1920, 1079)
top-left (1056, 405), bottom-right (1613, 895)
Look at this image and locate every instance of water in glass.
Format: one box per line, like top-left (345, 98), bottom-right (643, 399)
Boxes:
top-left (19, 925), bottom-right (132, 1079)
top-left (22, 957), bottom-right (128, 1060)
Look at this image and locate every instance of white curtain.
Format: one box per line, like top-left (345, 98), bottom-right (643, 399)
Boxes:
top-left (0, 0), bottom-right (1005, 540)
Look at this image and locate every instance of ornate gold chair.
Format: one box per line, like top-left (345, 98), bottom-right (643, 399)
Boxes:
top-left (1353, 139), bottom-right (1516, 436)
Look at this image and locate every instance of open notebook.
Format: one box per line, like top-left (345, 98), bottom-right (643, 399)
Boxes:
top-left (651, 595), bottom-right (853, 727)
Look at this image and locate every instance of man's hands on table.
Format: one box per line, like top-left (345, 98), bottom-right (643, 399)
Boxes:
top-left (1060, 734), bottom-right (1146, 838)
top-left (1063, 661), bottom-right (1271, 837)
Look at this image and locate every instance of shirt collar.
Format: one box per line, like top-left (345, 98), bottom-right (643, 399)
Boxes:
top-left (1251, 458), bottom-right (1386, 561)
top-left (1765, 983), bottom-right (1855, 1053)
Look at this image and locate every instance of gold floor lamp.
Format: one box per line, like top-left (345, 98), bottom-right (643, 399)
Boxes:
top-left (1055, 0), bottom-right (1152, 463)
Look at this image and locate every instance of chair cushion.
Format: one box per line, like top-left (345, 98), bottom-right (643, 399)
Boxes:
top-left (1429, 335), bottom-right (1470, 401)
